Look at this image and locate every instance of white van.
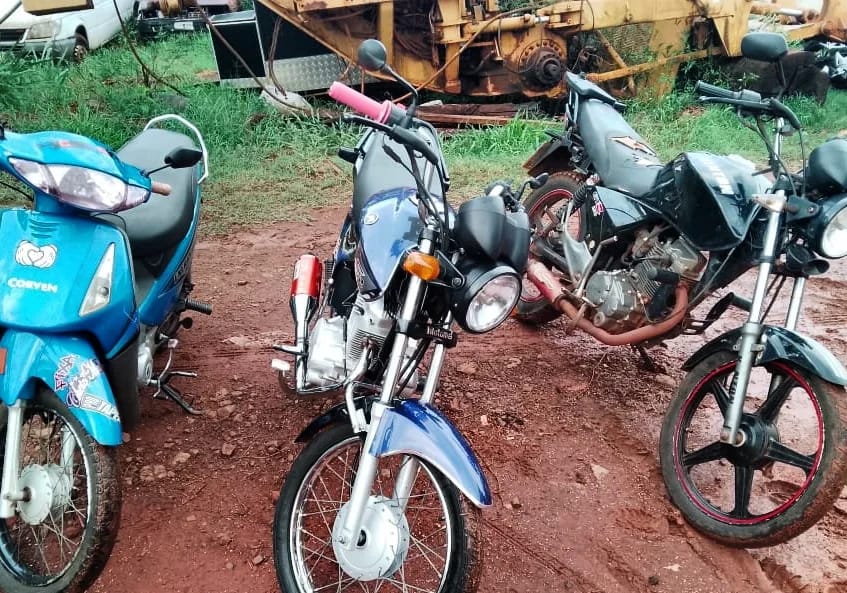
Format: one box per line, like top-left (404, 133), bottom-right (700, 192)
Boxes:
top-left (0, 0), bottom-right (135, 61)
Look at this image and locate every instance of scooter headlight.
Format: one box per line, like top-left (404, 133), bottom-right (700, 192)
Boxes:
top-left (9, 158), bottom-right (149, 212)
top-left (452, 264), bottom-right (520, 333)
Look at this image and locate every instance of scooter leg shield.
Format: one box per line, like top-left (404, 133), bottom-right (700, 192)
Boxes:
top-left (0, 330), bottom-right (123, 446)
top-left (368, 399), bottom-right (492, 508)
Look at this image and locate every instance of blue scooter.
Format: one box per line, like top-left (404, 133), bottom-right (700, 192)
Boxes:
top-left (0, 114), bottom-right (211, 593)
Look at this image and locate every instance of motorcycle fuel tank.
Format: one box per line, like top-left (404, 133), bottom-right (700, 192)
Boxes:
top-left (643, 152), bottom-right (762, 251)
top-left (0, 208), bottom-right (137, 352)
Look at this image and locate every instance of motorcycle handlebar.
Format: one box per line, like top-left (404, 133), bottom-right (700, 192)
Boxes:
top-left (701, 96), bottom-right (803, 131)
top-left (151, 181), bottom-right (171, 196)
top-left (695, 81), bottom-right (762, 103)
top-left (342, 113), bottom-right (441, 166)
top-left (329, 82), bottom-right (406, 127)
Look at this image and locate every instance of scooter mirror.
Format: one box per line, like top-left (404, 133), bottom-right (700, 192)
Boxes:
top-left (165, 147), bottom-right (203, 169)
top-left (357, 39), bottom-right (388, 72)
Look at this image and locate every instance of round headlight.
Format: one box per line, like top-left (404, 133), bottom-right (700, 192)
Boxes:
top-left (818, 205), bottom-right (847, 259)
top-left (453, 264), bottom-right (520, 333)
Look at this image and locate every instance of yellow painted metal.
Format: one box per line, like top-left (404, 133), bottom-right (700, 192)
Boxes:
top-left (22, 0), bottom-right (91, 14)
top-left (251, 0), bottom-right (846, 97)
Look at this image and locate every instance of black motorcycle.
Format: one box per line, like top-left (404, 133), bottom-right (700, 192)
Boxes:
top-left (518, 32), bottom-right (847, 546)
top-left (270, 40), bottom-right (535, 592)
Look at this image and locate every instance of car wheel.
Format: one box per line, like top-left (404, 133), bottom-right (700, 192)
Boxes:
top-left (72, 33), bottom-right (88, 63)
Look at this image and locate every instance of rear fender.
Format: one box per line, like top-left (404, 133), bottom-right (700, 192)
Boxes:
top-left (0, 330), bottom-right (123, 445)
top-left (683, 325), bottom-right (847, 385)
top-left (370, 400), bottom-right (491, 508)
top-left (523, 132), bottom-right (572, 177)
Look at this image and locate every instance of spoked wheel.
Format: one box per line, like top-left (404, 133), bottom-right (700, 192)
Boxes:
top-left (0, 390), bottom-right (120, 593)
top-left (515, 172), bottom-right (583, 325)
top-left (660, 351), bottom-right (847, 547)
top-left (273, 424), bottom-right (482, 593)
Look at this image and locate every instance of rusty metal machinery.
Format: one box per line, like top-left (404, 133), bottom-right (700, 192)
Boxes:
top-left (253, 0), bottom-right (845, 97)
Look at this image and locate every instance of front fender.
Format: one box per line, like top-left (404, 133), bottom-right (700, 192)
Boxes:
top-left (0, 330), bottom-right (123, 445)
top-left (684, 325), bottom-right (847, 385)
top-left (370, 400), bottom-right (492, 508)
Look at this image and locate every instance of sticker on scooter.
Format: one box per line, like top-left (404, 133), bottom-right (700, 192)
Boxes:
top-left (15, 241), bottom-right (57, 268)
top-left (54, 355), bottom-right (106, 409)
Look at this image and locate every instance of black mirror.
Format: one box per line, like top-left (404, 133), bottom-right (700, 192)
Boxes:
top-left (741, 32), bottom-right (789, 63)
top-left (165, 147), bottom-right (203, 169)
top-left (357, 39), bottom-right (387, 72)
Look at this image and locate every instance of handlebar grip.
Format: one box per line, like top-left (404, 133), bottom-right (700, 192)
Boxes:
top-left (151, 181), bottom-right (171, 196)
top-left (329, 82), bottom-right (405, 126)
top-left (695, 80), bottom-right (738, 100)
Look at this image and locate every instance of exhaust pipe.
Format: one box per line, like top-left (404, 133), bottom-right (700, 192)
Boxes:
top-left (526, 259), bottom-right (689, 346)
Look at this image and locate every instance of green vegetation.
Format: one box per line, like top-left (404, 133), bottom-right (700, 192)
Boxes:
top-left (1, 34), bottom-right (845, 234)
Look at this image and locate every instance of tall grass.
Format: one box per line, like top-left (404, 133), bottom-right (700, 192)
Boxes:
top-left (1, 33), bottom-right (846, 233)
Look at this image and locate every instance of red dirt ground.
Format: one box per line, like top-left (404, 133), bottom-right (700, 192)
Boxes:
top-left (89, 205), bottom-right (847, 593)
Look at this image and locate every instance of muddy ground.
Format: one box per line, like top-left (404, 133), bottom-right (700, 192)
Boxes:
top-left (90, 206), bottom-right (847, 593)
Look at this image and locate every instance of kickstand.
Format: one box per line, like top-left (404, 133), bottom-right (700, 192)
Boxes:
top-left (149, 338), bottom-right (203, 415)
top-left (157, 383), bottom-right (203, 415)
top-left (632, 344), bottom-right (663, 374)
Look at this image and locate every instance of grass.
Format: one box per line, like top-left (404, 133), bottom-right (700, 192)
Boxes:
top-left (1, 34), bottom-right (846, 234)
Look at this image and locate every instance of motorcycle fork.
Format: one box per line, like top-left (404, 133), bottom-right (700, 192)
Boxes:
top-left (0, 401), bottom-right (25, 519)
top-left (721, 191), bottom-right (786, 446)
top-left (337, 236), bottom-right (433, 550)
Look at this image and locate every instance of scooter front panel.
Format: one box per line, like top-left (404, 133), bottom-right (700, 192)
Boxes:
top-left (0, 209), bottom-right (136, 352)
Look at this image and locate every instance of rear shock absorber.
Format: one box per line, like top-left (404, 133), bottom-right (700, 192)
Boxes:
top-left (290, 254), bottom-right (323, 391)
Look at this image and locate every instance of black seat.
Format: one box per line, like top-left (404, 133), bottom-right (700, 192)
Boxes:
top-left (353, 131), bottom-right (444, 220)
top-left (577, 100), bottom-right (663, 197)
top-left (108, 128), bottom-right (199, 259)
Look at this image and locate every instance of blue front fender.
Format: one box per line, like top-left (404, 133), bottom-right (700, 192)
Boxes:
top-left (0, 330), bottom-right (123, 445)
top-left (370, 400), bottom-right (492, 508)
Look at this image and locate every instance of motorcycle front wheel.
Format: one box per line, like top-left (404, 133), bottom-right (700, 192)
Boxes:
top-left (515, 172), bottom-right (584, 325)
top-left (273, 423), bottom-right (482, 593)
top-left (0, 389), bottom-right (121, 593)
top-left (660, 351), bottom-right (847, 547)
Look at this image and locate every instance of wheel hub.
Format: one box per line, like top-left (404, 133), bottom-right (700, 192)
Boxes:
top-left (18, 464), bottom-right (73, 526)
top-left (728, 415), bottom-right (779, 468)
top-left (332, 495), bottom-right (410, 581)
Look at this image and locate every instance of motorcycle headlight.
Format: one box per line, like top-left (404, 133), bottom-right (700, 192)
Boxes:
top-left (452, 263), bottom-right (520, 333)
top-left (811, 198), bottom-right (847, 259)
top-left (9, 158), bottom-right (149, 212)
top-left (27, 20), bottom-right (59, 39)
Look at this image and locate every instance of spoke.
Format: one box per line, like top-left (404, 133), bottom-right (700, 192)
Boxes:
top-left (303, 540), bottom-right (336, 565)
top-left (708, 378), bottom-right (731, 417)
top-left (407, 535), bottom-right (444, 578)
top-left (730, 465), bottom-right (755, 518)
top-left (682, 441), bottom-right (726, 468)
top-left (758, 376), bottom-right (799, 423)
top-left (765, 440), bottom-right (815, 475)
top-left (381, 576), bottom-right (439, 593)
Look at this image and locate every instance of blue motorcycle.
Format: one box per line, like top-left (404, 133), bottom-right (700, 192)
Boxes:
top-left (270, 40), bottom-right (539, 593)
top-left (0, 114), bottom-right (211, 593)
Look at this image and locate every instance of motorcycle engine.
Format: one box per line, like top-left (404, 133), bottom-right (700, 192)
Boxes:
top-left (584, 232), bottom-right (705, 333)
top-left (304, 294), bottom-right (402, 388)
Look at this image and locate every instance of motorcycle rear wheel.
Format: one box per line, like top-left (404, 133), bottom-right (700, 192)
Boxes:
top-left (273, 423), bottom-right (482, 593)
top-left (515, 172), bottom-right (583, 325)
top-left (0, 389), bottom-right (121, 593)
top-left (660, 351), bottom-right (847, 547)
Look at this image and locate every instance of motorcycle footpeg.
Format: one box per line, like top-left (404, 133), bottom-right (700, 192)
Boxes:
top-left (272, 359), bottom-right (297, 397)
top-left (183, 297), bottom-right (213, 315)
top-left (154, 383), bottom-right (203, 415)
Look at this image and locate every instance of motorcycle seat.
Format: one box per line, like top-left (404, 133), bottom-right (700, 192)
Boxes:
top-left (106, 128), bottom-right (199, 259)
top-left (578, 99), bottom-right (663, 198)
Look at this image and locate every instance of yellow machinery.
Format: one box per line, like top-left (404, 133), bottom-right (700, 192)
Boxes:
top-left (252, 0), bottom-right (847, 97)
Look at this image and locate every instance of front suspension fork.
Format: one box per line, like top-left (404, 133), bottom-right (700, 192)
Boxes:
top-left (721, 192), bottom-right (786, 445)
top-left (0, 401), bottom-right (25, 519)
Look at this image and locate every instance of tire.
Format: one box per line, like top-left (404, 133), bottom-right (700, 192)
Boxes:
top-left (515, 171), bottom-right (584, 325)
top-left (659, 351), bottom-right (847, 547)
top-left (71, 34), bottom-right (88, 64)
top-left (273, 423), bottom-right (482, 593)
top-left (0, 389), bottom-right (120, 593)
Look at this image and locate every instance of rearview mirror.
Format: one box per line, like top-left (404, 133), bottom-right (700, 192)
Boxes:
top-left (357, 39), bottom-right (387, 72)
top-left (165, 147), bottom-right (203, 169)
top-left (741, 32), bottom-right (788, 63)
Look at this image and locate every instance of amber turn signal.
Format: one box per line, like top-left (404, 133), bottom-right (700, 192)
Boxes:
top-left (0, 348), bottom-right (6, 375)
top-left (402, 252), bottom-right (440, 281)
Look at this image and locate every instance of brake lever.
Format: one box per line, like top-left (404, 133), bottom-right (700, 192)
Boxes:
top-left (342, 113), bottom-right (393, 135)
